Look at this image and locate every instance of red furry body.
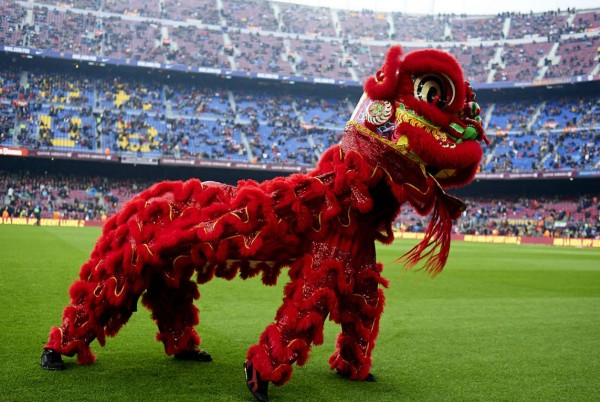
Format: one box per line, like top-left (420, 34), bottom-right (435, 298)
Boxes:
top-left (44, 45), bottom-right (487, 397)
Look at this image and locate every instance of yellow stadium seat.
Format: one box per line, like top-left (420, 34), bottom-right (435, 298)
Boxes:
top-left (40, 115), bottom-right (52, 129)
top-left (51, 138), bottom-right (76, 147)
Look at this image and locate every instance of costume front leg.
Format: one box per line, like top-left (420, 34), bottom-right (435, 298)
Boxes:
top-left (245, 242), bottom-right (349, 398)
top-left (245, 257), bottom-right (331, 386)
top-left (329, 262), bottom-right (386, 381)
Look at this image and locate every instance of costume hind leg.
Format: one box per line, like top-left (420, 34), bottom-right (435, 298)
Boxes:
top-left (44, 247), bottom-right (208, 364)
top-left (43, 183), bottom-right (206, 366)
top-left (44, 265), bottom-right (143, 365)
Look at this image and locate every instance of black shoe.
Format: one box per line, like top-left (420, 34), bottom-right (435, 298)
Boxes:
top-left (336, 370), bottom-right (377, 382)
top-left (41, 349), bottom-right (65, 370)
top-left (364, 373), bottom-right (377, 382)
top-left (244, 360), bottom-right (268, 402)
top-left (174, 347), bottom-right (212, 362)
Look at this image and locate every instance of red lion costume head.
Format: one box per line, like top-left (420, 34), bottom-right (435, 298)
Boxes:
top-left (355, 45), bottom-right (488, 188)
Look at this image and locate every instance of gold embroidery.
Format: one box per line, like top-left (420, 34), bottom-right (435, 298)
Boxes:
top-left (346, 121), bottom-right (424, 166)
top-left (338, 208), bottom-right (352, 228)
top-left (143, 243), bottom-right (154, 256)
top-left (395, 104), bottom-right (446, 140)
top-left (230, 206), bottom-right (250, 223)
top-left (311, 213), bottom-right (322, 232)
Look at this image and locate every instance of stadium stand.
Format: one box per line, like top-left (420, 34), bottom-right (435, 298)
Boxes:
top-left (546, 36), bottom-right (600, 79)
top-left (278, 3), bottom-right (336, 37)
top-left (0, 169), bottom-right (149, 220)
top-left (0, 1), bottom-right (597, 85)
top-left (229, 31), bottom-right (293, 74)
top-left (449, 14), bottom-right (505, 41)
top-left (166, 26), bottom-right (230, 68)
top-left (103, 0), bottom-right (162, 18)
top-left (507, 10), bottom-right (569, 39)
top-left (221, 0), bottom-right (279, 31)
top-left (161, 0), bottom-right (222, 25)
top-left (456, 195), bottom-right (599, 239)
top-left (338, 9), bottom-right (390, 41)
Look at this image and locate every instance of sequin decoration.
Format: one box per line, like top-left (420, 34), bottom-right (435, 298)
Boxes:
top-left (365, 100), bottom-right (393, 126)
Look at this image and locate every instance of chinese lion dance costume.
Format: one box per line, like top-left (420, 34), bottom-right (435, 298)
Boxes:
top-left (41, 45), bottom-right (487, 401)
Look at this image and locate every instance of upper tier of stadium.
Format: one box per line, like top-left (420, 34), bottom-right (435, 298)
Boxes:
top-left (0, 0), bottom-right (599, 87)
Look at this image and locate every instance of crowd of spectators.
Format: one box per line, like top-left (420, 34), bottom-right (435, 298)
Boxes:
top-left (507, 10), bottom-right (569, 39)
top-left (571, 10), bottom-right (600, 31)
top-left (0, 103), bottom-right (14, 143)
top-left (229, 31), bottom-right (292, 75)
top-left (533, 95), bottom-right (597, 130)
top-left (449, 15), bottom-right (505, 41)
top-left (456, 195), bottom-right (599, 239)
top-left (278, 3), bottom-right (337, 37)
top-left (166, 26), bottom-right (231, 68)
top-left (289, 37), bottom-right (351, 79)
top-left (1, 0), bottom-right (599, 85)
top-left (28, 7), bottom-right (101, 56)
top-left (393, 194), bottom-right (599, 240)
top-left (338, 9), bottom-right (390, 41)
top-left (1, 2), bottom-right (599, 245)
top-left (2, 169), bottom-right (597, 240)
top-left (0, 170), bottom-right (150, 222)
top-left (104, 0), bottom-right (161, 19)
top-left (161, 0), bottom-right (222, 25)
top-left (483, 96), bottom-right (600, 173)
top-left (1, 64), bottom-right (599, 171)
top-left (493, 42), bottom-right (553, 82)
top-left (231, 88), bottom-right (342, 164)
top-left (487, 100), bottom-right (538, 131)
top-left (391, 13), bottom-right (448, 42)
top-left (0, 68), bottom-right (21, 101)
top-left (545, 129), bottom-right (598, 170)
top-left (484, 129), bottom-right (599, 174)
top-left (545, 36), bottom-right (600, 80)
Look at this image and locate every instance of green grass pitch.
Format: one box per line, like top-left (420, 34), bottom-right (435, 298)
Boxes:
top-left (0, 225), bottom-right (599, 401)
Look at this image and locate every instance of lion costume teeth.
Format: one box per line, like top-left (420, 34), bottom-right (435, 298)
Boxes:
top-left (42, 45), bottom-right (486, 402)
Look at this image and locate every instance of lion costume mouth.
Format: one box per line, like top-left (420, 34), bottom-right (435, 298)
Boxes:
top-left (392, 103), bottom-right (482, 182)
top-left (349, 94), bottom-right (483, 187)
top-left (394, 103), bottom-right (459, 149)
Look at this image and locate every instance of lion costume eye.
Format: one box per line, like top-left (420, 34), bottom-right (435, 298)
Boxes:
top-left (413, 73), bottom-right (456, 109)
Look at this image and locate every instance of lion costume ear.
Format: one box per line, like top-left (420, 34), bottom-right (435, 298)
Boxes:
top-left (364, 45), bottom-right (403, 101)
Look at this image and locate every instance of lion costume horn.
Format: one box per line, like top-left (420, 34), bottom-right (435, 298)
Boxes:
top-left (363, 45), bottom-right (404, 101)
